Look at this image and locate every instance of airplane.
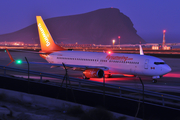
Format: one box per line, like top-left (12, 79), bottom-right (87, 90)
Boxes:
top-left (7, 16), bottom-right (172, 83)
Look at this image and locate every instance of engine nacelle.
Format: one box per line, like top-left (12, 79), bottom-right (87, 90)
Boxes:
top-left (83, 69), bottom-right (104, 78)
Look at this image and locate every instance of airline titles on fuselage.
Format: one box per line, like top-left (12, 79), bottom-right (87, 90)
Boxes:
top-left (106, 55), bottom-right (133, 61)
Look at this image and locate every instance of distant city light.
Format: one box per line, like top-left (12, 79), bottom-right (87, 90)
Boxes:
top-left (163, 30), bottom-right (166, 33)
top-left (163, 46), bottom-right (171, 50)
top-left (152, 46), bottom-right (159, 50)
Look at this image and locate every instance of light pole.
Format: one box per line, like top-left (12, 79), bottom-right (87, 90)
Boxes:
top-left (118, 36), bottom-right (120, 46)
top-left (112, 39), bottom-right (115, 46)
top-left (112, 40), bottom-right (115, 49)
top-left (163, 30), bottom-right (166, 47)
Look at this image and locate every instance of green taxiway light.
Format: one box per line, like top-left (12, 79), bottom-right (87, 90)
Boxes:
top-left (15, 60), bottom-right (22, 64)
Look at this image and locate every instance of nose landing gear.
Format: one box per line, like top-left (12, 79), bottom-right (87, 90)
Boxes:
top-left (152, 76), bottom-right (160, 83)
top-left (152, 79), bottom-right (157, 83)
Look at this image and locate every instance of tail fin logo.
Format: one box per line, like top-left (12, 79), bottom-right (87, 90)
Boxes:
top-left (38, 23), bottom-right (50, 47)
top-left (36, 16), bottom-right (66, 52)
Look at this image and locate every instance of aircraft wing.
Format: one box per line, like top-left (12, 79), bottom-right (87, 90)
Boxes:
top-left (5, 49), bottom-right (47, 54)
top-left (21, 61), bottom-right (109, 71)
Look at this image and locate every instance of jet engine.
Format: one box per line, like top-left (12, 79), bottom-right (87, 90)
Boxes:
top-left (83, 69), bottom-right (104, 79)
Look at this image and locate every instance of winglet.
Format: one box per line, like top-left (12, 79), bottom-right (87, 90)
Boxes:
top-left (6, 48), bottom-right (15, 66)
top-left (139, 45), bottom-right (144, 55)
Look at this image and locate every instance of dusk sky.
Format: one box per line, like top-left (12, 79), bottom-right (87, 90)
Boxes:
top-left (0, 0), bottom-right (180, 43)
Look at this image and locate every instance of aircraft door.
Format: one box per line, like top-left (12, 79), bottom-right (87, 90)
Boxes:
top-left (46, 56), bottom-right (53, 63)
top-left (98, 56), bottom-right (104, 65)
top-left (144, 59), bottom-right (149, 69)
top-left (130, 66), bottom-right (137, 75)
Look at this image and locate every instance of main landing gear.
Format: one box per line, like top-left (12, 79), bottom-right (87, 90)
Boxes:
top-left (82, 74), bottom-right (112, 79)
top-left (82, 74), bottom-right (89, 79)
top-left (152, 79), bottom-right (157, 83)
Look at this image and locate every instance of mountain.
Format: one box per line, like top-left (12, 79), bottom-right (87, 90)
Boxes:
top-left (0, 8), bottom-right (145, 45)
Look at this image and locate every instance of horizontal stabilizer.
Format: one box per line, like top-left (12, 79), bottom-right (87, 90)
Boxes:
top-left (139, 45), bottom-right (144, 55)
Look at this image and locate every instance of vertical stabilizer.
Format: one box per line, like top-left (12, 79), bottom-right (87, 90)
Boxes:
top-left (36, 16), bottom-right (65, 52)
top-left (139, 45), bottom-right (144, 55)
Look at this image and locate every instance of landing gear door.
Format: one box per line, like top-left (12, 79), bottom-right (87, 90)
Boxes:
top-left (144, 59), bottom-right (149, 69)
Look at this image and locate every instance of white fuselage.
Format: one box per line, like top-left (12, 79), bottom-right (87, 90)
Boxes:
top-left (45, 51), bottom-right (171, 77)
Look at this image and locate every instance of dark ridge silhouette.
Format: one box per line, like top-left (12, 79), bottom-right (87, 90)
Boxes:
top-left (0, 8), bottom-right (145, 45)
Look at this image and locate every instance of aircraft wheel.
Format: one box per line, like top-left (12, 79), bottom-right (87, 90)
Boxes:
top-left (152, 79), bottom-right (157, 83)
top-left (104, 74), bottom-right (112, 78)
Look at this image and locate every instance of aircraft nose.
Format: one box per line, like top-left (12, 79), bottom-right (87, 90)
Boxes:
top-left (163, 65), bottom-right (171, 74)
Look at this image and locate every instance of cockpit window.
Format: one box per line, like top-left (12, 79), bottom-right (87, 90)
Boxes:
top-left (154, 62), bottom-right (165, 65)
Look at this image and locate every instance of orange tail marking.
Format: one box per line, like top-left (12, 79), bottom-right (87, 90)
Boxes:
top-left (6, 48), bottom-right (15, 66)
top-left (36, 16), bottom-right (66, 53)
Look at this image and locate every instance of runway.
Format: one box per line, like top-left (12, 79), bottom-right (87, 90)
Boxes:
top-left (1, 51), bottom-right (180, 94)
